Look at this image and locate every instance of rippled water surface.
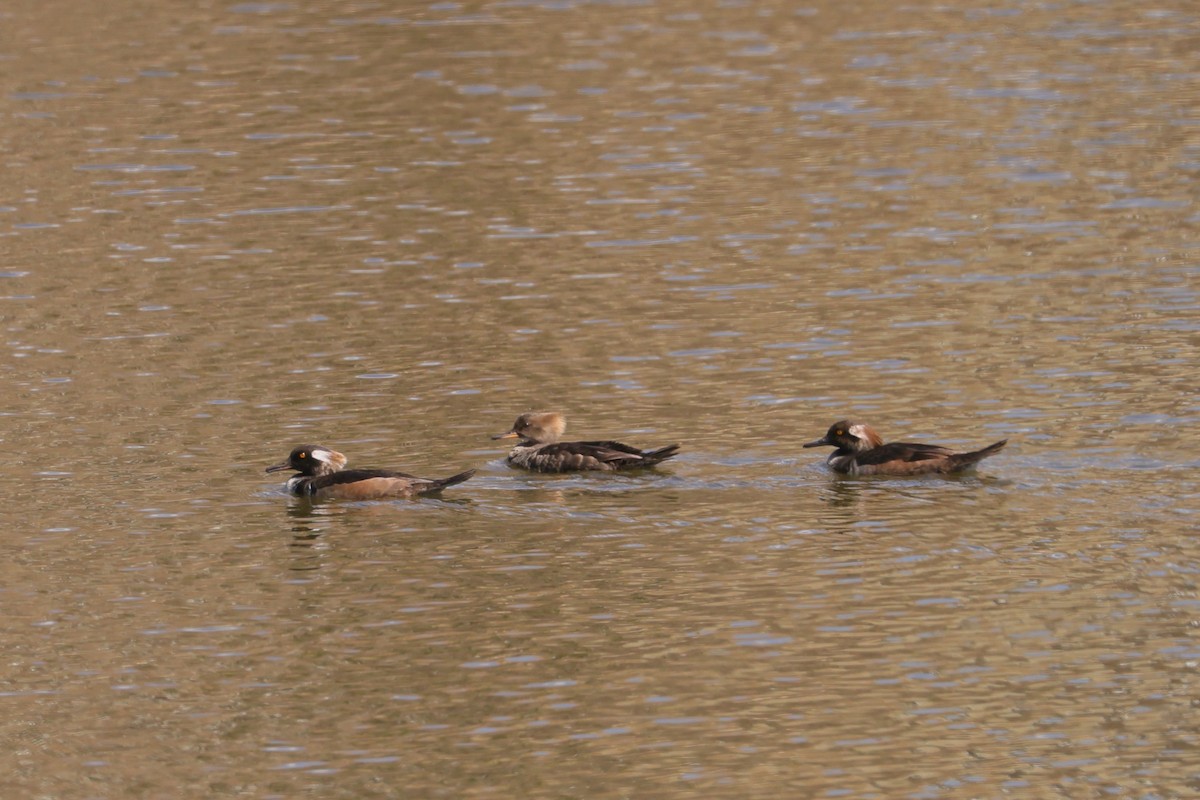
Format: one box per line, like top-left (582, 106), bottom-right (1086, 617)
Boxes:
top-left (2, 0), bottom-right (1198, 797)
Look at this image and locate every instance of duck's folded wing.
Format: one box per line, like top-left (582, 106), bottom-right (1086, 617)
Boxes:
top-left (311, 468), bottom-right (421, 486)
top-left (854, 442), bottom-right (954, 466)
top-left (538, 440), bottom-right (649, 468)
top-left (577, 439), bottom-right (648, 457)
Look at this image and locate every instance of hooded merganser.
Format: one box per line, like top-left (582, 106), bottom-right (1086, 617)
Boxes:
top-left (266, 444), bottom-right (475, 500)
top-left (803, 420), bottom-right (1006, 476)
top-left (491, 412), bottom-right (680, 473)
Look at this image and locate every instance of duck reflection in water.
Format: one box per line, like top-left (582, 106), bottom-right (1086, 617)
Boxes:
top-left (804, 420), bottom-right (1006, 476)
top-left (266, 444), bottom-right (475, 500)
top-left (492, 412), bottom-right (680, 473)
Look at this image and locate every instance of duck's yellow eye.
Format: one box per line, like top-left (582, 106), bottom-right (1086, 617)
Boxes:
top-left (298, 452), bottom-right (306, 458)
top-left (836, 429), bottom-right (844, 436)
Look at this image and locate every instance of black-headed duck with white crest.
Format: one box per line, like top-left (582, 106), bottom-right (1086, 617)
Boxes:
top-left (266, 444), bottom-right (475, 499)
top-left (803, 420), bottom-right (1006, 476)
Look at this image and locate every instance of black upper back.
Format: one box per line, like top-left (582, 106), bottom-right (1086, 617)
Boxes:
top-left (853, 442), bottom-right (953, 466)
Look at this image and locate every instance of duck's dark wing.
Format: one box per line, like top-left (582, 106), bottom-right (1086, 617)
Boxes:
top-left (576, 439), bottom-right (646, 456)
top-left (854, 442), bottom-right (954, 466)
top-left (313, 468), bottom-right (420, 485)
top-left (535, 440), bottom-right (679, 471)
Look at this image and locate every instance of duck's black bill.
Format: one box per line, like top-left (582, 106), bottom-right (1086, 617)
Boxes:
top-left (265, 462), bottom-right (292, 473)
top-left (802, 437), bottom-right (831, 449)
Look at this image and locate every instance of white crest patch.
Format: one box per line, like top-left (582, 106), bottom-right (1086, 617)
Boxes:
top-left (312, 448), bottom-right (348, 468)
top-left (847, 424), bottom-right (870, 440)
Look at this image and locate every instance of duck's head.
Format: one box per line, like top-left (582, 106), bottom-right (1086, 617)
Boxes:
top-left (803, 421), bottom-right (883, 453)
top-left (491, 412), bottom-right (567, 444)
top-left (266, 444), bottom-right (348, 477)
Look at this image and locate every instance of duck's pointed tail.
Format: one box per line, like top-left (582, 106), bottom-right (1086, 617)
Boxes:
top-left (947, 440), bottom-right (1006, 472)
top-left (641, 443), bottom-right (681, 467)
top-left (418, 469), bottom-right (477, 494)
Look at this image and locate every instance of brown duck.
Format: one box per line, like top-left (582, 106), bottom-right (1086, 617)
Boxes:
top-left (491, 412), bottom-right (680, 473)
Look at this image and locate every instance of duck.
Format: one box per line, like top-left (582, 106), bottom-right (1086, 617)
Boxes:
top-left (803, 420), bottom-right (1006, 476)
top-left (266, 444), bottom-right (475, 500)
top-left (491, 412), bottom-right (680, 473)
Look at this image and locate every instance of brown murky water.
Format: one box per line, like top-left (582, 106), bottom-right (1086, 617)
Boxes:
top-left (1, 0), bottom-right (1197, 797)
